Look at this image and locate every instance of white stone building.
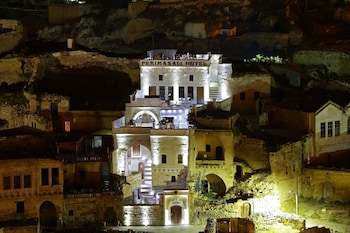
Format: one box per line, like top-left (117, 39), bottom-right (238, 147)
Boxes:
top-left (314, 100), bottom-right (350, 156)
top-left (112, 49), bottom-right (234, 225)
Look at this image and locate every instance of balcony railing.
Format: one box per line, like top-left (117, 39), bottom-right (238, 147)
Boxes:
top-left (196, 159), bottom-right (225, 167)
top-left (59, 154), bottom-right (109, 163)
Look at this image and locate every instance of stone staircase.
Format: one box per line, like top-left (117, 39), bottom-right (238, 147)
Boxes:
top-left (209, 86), bottom-right (219, 100)
top-left (140, 160), bottom-right (152, 193)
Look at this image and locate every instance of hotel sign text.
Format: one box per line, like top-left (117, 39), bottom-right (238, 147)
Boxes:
top-left (140, 60), bottom-right (209, 67)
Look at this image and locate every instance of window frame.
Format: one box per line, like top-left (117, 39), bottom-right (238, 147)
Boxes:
top-left (41, 168), bottom-right (49, 186)
top-left (327, 121), bottom-right (333, 137)
top-left (335, 120), bottom-right (340, 136)
top-left (161, 154), bottom-right (167, 164)
top-left (3, 176), bottom-right (11, 190)
top-left (240, 92), bottom-right (246, 100)
top-left (320, 122), bottom-right (326, 138)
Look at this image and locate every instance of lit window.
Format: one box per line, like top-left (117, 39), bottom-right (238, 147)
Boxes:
top-left (159, 75), bottom-right (163, 81)
top-left (14, 176), bottom-right (21, 189)
top-left (64, 120), bottom-right (71, 132)
top-left (3, 176), bottom-right (11, 190)
top-left (162, 154), bottom-right (167, 164)
top-left (94, 136), bottom-right (102, 148)
top-left (189, 75), bottom-right (194, 81)
top-left (328, 122), bottom-right (333, 137)
top-left (240, 92), bottom-right (246, 100)
top-left (320, 122), bottom-right (326, 138)
top-left (335, 121), bottom-right (340, 136)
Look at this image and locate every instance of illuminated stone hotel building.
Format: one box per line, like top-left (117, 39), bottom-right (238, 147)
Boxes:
top-left (112, 49), bottom-right (234, 225)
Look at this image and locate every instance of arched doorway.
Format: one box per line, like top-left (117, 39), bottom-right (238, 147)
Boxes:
top-left (171, 205), bottom-right (182, 224)
top-left (138, 162), bottom-right (145, 178)
top-left (40, 201), bottom-right (57, 228)
top-left (132, 110), bottom-right (159, 128)
top-left (206, 174), bottom-right (226, 197)
top-left (241, 202), bottom-right (251, 218)
top-left (323, 182), bottom-right (333, 199)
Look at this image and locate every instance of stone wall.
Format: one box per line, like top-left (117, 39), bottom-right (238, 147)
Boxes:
top-left (301, 168), bottom-right (350, 203)
top-left (0, 225), bottom-right (37, 233)
top-left (58, 110), bottom-right (123, 132)
top-left (52, 51), bottom-right (140, 86)
top-left (64, 192), bottom-right (124, 226)
top-left (0, 158), bottom-right (63, 223)
top-left (236, 136), bottom-right (270, 171)
top-left (229, 73), bottom-right (271, 115)
top-left (189, 129), bottom-right (236, 193)
top-left (123, 205), bottom-right (163, 226)
top-left (0, 20), bottom-right (23, 55)
top-left (293, 50), bottom-right (350, 77)
top-left (266, 104), bottom-right (314, 132)
top-left (63, 161), bottom-right (108, 188)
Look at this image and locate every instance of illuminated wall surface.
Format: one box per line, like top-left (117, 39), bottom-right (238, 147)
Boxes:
top-left (139, 49), bottom-right (232, 103)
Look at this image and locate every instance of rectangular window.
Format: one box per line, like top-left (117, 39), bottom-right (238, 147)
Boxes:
top-left (161, 154), bottom-right (167, 164)
top-left (254, 92), bottom-right (260, 100)
top-left (328, 121), bottom-right (333, 137)
top-left (94, 136), bottom-right (102, 148)
top-left (178, 154), bottom-right (183, 164)
top-left (189, 75), bottom-right (194, 81)
top-left (16, 201), bottom-right (24, 214)
top-left (320, 122), bottom-right (326, 138)
top-left (335, 120), bottom-right (340, 136)
top-left (159, 74), bottom-right (163, 81)
top-left (41, 168), bottom-right (49, 186)
top-left (52, 168), bottom-right (59, 185)
top-left (205, 144), bottom-right (211, 152)
top-left (64, 120), bottom-right (71, 132)
top-left (14, 176), bottom-right (21, 189)
top-left (24, 175), bottom-right (31, 188)
top-left (69, 210), bottom-right (74, 216)
top-left (188, 86), bottom-right (193, 100)
top-left (179, 86), bottom-right (185, 99)
top-left (348, 117), bottom-right (350, 134)
top-left (240, 92), bottom-right (246, 100)
top-left (159, 86), bottom-right (165, 100)
top-left (168, 86), bottom-right (173, 100)
top-left (79, 170), bottom-right (86, 181)
top-left (3, 176), bottom-right (11, 190)
top-left (171, 176), bottom-right (176, 182)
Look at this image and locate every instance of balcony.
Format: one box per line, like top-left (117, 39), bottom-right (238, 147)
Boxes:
top-left (196, 159), bottom-right (225, 167)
